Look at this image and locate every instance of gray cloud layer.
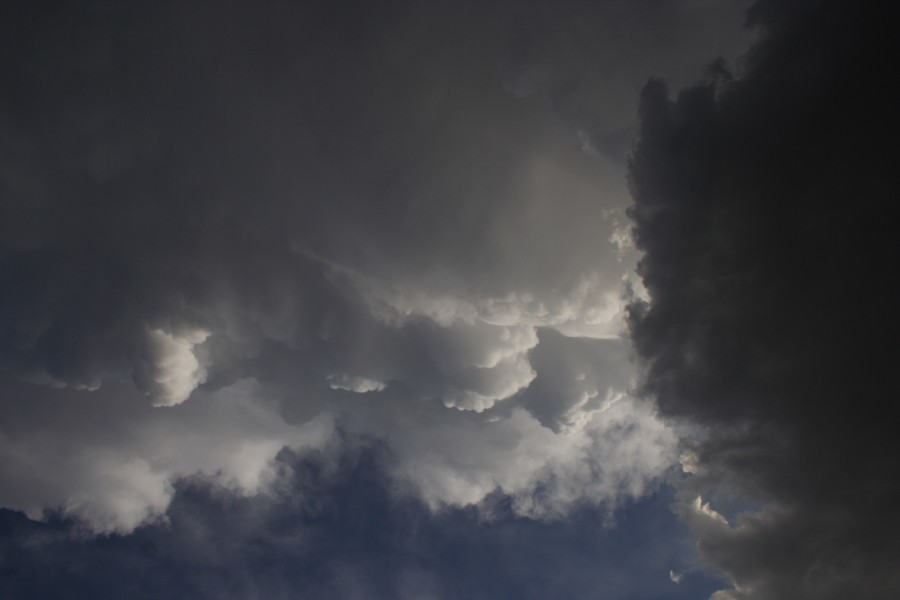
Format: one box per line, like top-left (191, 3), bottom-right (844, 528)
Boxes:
top-left (0, 0), bottom-right (751, 539)
top-left (627, 1), bottom-right (900, 598)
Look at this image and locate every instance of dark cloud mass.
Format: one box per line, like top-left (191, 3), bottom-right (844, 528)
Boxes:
top-left (0, 0), bottom-right (837, 598)
top-left (628, 0), bottom-right (900, 598)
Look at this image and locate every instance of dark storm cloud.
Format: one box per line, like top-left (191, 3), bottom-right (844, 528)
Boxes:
top-left (0, 0), bottom-right (621, 401)
top-left (0, 0), bottom-right (751, 402)
top-left (626, 0), bottom-right (900, 597)
top-left (0, 444), bottom-right (722, 600)
top-left (0, 0), bottom-right (752, 532)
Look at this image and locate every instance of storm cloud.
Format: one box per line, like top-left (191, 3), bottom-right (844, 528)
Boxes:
top-left (0, 0), bottom-right (755, 538)
top-left (8, 0), bottom-right (870, 598)
top-left (628, 0), bottom-right (900, 598)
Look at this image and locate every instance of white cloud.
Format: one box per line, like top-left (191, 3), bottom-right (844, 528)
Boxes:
top-left (691, 495), bottom-right (730, 526)
top-left (133, 327), bottom-right (210, 407)
top-left (357, 395), bottom-right (676, 518)
top-left (328, 375), bottom-right (387, 394)
top-left (0, 378), bottom-right (335, 533)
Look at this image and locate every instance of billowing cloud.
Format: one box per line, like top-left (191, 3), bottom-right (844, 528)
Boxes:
top-left (0, 377), bottom-right (335, 533)
top-left (134, 327), bottom-right (210, 407)
top-left (345, 394), bottom-right (675, 519)
top-left (627, 0), bottom-right (900, 597)
top-left (1, 2), bottom-right (752, 580)
top-left (0, 449), bottom-right (722, 600)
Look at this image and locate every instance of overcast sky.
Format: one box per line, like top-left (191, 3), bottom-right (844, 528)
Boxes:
top-left (1, 1), bottom-right (896, 599)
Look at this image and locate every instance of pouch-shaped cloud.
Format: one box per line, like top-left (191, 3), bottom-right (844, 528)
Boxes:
top-left (0, 0), bottom-right (751, 540)
top-left (134, 328), bottom-right (210, 407)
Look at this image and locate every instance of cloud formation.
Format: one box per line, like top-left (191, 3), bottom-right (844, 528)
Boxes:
top-left (0, 448), bottom-right (721, 600)
top-left (0, 0), bottom-right (750, 537)
top-left (134, 327), bottom-right (210, 407)
top-left (0, 377), bottom-right (334, 533)
top-left (627, 0), bottom-right (900, 597)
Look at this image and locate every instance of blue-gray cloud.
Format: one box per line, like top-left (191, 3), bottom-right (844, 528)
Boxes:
top-left (1, 443), bottom-right (721, 600)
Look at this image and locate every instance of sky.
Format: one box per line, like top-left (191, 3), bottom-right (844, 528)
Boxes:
top-left (0, 1), bottom-right (896, 599)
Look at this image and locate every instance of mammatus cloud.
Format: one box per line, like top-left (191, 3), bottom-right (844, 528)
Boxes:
top-left (0, 0), bottom-right (753, 537)
top-left (627, 0), bottom-right (900, 597)
top-left (134, 327), bottom-right (210, 407)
